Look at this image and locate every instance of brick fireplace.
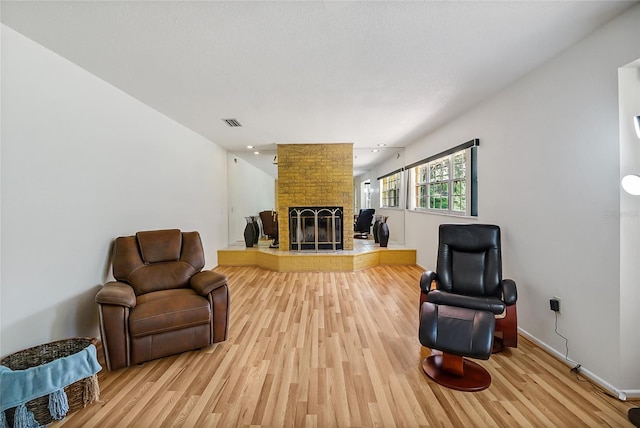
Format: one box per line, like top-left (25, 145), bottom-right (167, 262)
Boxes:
top-left (277, 143), bottom-right (354, 251)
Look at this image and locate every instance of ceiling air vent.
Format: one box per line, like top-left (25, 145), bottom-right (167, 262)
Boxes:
top-left (222, 118), bottom-right (242, 127)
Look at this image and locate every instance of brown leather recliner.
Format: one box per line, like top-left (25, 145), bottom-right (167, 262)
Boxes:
top-left (95, 229), bottom-right (229, 370)
top-left (259, 210), bottom-right (277, 239)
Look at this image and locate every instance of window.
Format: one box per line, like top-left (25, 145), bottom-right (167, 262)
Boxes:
top-left (408, 140), bottom-right (478, 216)
top-left (380, 171), bottom-right (401, 208)
top-left (363, 181), bottom-right (371, 209)
top-left (416, 150), bottom-right (465, 212)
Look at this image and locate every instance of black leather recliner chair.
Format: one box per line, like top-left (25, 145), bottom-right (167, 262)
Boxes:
top-left (418, 224), bottom-right (518, 391)
top-left (419, 223), bottom-right (518, 351)
top-left (354, 208), bottom-right (375, 239)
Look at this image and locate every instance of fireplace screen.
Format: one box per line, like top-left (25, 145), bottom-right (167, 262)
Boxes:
top-left (289, 207), bottom-right (343, 251)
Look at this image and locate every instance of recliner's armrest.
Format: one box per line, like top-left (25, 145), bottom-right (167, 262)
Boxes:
top-left (420, 271), bottom-right (437, 293)
top-left (500, 279), bottom-right (517, 305)
top-left (191, 270), bottom-right (228, 296)
top-left (95, 281), bottom-right (136, 308)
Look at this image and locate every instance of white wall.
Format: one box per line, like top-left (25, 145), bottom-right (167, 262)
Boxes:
top-left (403, 6), bottom-right (640, 393)
top-left (0, 25), bottom-right (229, 356)
top-left (227, 153), bottom-right (276, 244)
top-left (619, 60), bottom-right (640, 394)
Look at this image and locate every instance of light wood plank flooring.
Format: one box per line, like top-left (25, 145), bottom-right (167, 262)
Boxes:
top-left (57, 265), bottom-right (636, 427)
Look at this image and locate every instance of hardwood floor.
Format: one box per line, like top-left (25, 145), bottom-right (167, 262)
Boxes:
top-left (56, 265), bottom-right (635, 427)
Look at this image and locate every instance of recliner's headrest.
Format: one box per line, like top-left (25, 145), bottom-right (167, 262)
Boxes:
top-left (136, 229), bottom-right (182, 264)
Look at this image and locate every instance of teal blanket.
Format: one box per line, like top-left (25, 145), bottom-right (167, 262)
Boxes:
top-left (0, 343), bottom-right (101, 412)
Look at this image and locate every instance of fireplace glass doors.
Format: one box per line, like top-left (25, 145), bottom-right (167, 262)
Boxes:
top-left (289, 207), bottom-right (343, 251)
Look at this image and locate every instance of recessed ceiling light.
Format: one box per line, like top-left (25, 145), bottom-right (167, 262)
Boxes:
top-left (247, 145), bottom-right (254, 149)
top-left (254, 151), bottom-right (260, 155)
top-left (372, 149), bottom-right (379, 153)
top-left (377, 144), bottom-right (387, 147)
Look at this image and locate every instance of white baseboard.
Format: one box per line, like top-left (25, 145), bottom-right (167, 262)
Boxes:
top-left (518, 328), bottom-right (630, 401)
top-left (625, 390), bottom-right (640, 400)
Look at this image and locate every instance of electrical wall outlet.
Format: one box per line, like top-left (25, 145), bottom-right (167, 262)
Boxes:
top-left (550, 297), bottom-right (561, 312)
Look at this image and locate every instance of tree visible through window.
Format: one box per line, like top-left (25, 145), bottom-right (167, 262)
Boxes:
top-left (451, 150), bottom-right (467, 212)
top-left (428, 155), bottom-right (450, 210)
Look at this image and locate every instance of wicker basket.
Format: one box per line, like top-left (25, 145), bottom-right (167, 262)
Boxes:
top-left (0, 337), bottom-right (100, 426)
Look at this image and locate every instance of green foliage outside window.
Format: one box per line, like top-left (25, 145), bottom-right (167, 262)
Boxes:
top-left (413, 149), bottom-right (468, 214)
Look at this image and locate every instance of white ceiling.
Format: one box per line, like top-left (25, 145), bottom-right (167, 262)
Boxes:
top-left (1, 1), bottom-right (637, 177)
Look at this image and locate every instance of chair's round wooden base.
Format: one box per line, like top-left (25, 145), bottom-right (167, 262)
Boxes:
top-left (422, 355), bottom-right (491, 392)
